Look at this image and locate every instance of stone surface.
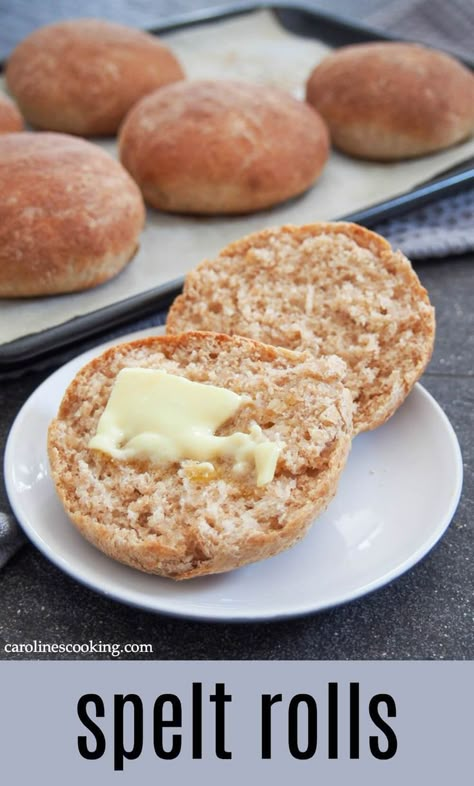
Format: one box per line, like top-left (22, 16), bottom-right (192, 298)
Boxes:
top-left (0, 256), bottom-right (472, 661)
top-left (0, 0), bottom-right (472, 660)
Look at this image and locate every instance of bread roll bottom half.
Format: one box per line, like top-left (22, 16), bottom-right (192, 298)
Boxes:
top-left (48, 332), bottom-right (352, 579)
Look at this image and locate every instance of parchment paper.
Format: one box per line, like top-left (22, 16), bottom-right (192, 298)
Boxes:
top-left (1, 9), bottom-right (474, 344)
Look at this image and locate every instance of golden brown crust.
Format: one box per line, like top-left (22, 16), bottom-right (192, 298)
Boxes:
top-left (48, 331), bottom-right (352, 579)
top-left (118, 80), bottom-right (330, 214)
top-left (0, 132), bottom-right (145, 297)
top-left (306, 42), bottom-right (474, 160)
top-left (166, 222), bottom-right (435, 433)
top-left (6, 18), bottom-right (185, 136)
top-left (0, 93), bottom-right (23, 133)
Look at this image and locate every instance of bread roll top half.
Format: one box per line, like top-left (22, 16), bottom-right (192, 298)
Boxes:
top-left (167, 222), bottom-right (435, 432)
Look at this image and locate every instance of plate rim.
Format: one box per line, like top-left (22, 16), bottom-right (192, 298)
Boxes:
top-left (4, 329), bottom-right (464, 622)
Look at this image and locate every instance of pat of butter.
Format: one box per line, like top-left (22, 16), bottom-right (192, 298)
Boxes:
top-left (88, 368), bottom-right (281, 486)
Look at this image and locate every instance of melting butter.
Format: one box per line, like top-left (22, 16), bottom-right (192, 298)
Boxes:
top-left (88, 368), bottom-right (281, 486)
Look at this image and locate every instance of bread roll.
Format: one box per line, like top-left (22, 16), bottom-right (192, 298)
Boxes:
top-left (306, 42), bottom-right (474, 160)
top-left (118, 80), bottom-right (330, 214)
top-left (48, 332), bottom-right (352, 579)
top-left (167, 222), bottom-right (435, 433)
top-left (0, 132), bottom-right (145, 297)
top-left (0, 92), bottom-right (23, 133)
top-left (6, 19), bottom-right (185, 136)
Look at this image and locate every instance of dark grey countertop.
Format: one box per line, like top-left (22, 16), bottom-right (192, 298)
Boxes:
top-left (0, 0), bottom-right (472, 660)
top-left (1, 254), bottom-right (472, 660)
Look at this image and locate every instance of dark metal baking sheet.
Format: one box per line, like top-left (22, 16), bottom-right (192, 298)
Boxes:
top-left (1, 1), bottom-right (473, 372)
top-left (1, 165), bottom-right (472, 376)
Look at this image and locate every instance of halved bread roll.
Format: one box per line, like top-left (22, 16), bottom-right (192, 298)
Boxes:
top-left (48, 332), bottom-right (352, 579)
top-left (167, 223), bottom-right (435, 433)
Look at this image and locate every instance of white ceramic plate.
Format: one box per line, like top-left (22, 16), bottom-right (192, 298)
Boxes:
top-left (4, 328), bottom-right (463, 621)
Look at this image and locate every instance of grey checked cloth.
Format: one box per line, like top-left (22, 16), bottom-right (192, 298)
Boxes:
top-left (376, 187), bottom-right (474, 259)
top-left (365, 0), bottom-right (474, 64)
top-left (1, 0), bottom-right (474, 568)
top-left (0, 511), bottom-right (26, 568)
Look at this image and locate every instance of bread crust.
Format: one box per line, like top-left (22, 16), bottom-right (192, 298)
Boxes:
top-left (0, 92), bottom-right (23, 133)
top-left (6, 18), bottom-right (185, 136)
top-left (118, 80), bottom-right (329, 214)
top-left (167, 222), bottom-right (435, 433)
top-left (48, 332), bottom-right (352, 579)
top-left (306, 42), bottom-right (474, 160)
top-left (0, 132), bottom-right (145, 297)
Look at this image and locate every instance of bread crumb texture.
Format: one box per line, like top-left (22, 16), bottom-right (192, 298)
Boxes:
top-left (48, 332), bottom-right (352, 579)
top-left (167, 223), bottom-right (435, 432)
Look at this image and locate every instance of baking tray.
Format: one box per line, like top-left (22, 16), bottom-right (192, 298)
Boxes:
top-left (1, 1), bottom-right (473, 373)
